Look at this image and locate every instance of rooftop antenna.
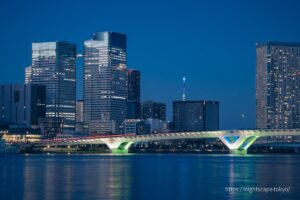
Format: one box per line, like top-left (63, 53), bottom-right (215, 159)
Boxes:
top-left (182, 77), bottom-right (186, 101)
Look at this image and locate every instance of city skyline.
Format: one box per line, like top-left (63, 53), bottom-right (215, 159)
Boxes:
top-left (1, 0), bottom-right (300, 129)
top-left (2, 1), bottom-right (300, 200)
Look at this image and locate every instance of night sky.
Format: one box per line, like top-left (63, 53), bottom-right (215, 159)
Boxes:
top-left (1, 0), bottom-right (300, 129)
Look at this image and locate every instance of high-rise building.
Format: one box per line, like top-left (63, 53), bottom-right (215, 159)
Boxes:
top-left (25, 66), bottom-right (32, 84)
top-left (173, 100), bottom-right (219, 132)
top-left (256, 41), bottom-right (300, 129)
top-left (0, 84), bottom-right (46, 127)
top-left (126, 69), bottom-right (140, 119)
top-left (31, 42), bottom-right (76, 133)
top-left (84, 32), bottom-right (127, 134)
top-left (142, 101), bottom-right (166, 121)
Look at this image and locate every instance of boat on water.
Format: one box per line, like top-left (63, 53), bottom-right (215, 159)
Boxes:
top-left (0, 138), bottom-right (21, 154)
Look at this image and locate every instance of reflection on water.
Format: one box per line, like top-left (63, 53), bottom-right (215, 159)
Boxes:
top-left (21, 155), bottom-right (133, 200)
top-left (0, 154), bottom-right (300, 200)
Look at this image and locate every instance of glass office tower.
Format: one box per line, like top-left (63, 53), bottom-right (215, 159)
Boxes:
top-left (32, 42), bottom-right (76, 133)
top-left (84, 32), bottom-right (127, 134)
top-left (256, 41), bottom-right (300, 129)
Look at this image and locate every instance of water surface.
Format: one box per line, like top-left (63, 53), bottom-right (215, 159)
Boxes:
top-left (0, 154), bottom-right (299, 200)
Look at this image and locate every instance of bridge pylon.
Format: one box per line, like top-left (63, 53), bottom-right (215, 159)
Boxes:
top-left (217, 133), bottom-right (260, 155)
top-left (103, 139), bottom-right (133, 154)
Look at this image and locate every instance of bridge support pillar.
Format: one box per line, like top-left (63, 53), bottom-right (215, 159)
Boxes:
top-left (111, 148), bottom-right (130, 154)
top-left (105, 141), bottom-right (133, 154)
top-left (230, 149), bottom-right (247, 155)
top-left (218, 134), bottom-right (259, 155)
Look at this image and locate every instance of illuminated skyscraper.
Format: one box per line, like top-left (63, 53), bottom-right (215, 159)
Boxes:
top-left (83, 32), bottom-right (127, 134)
top-left (256, 41), bottom-right (300, 129)
top-left (31, 42), bottom-right (76, 133)
top-left (25, 66), bottom-right (32, 84)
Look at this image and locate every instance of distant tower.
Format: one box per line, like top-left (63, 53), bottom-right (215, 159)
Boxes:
top-left (182, 77), bottom-right (186, 101)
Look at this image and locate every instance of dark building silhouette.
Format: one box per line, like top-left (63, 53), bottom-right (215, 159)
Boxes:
top-left (142, 101), bottom-right (166, 121)
top-left (173, 100), bottom-right (219, 132)
top-left (126, 69), bottom-right (140, 119)
top-left (0, 84), bottom-right (46, 127)
top-left (38, 117), bottom-right (63, 138)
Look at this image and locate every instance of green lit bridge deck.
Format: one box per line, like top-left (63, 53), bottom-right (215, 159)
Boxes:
top-left (34, 129), bottom-right (300, 154)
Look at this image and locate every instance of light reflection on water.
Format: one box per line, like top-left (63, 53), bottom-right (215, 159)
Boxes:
top-left (0, 154), bottom-right (300, 200)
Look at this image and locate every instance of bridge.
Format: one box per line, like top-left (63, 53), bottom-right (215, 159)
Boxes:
top-left (34, 129), bottom-right (300, 154)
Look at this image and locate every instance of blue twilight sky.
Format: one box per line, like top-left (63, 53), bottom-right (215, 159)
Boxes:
top-left (1, 0), bottom-right (300, 129)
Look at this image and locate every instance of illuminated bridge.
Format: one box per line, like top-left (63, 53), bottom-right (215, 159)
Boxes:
top-left (34, 129), bottom-right (300, 154)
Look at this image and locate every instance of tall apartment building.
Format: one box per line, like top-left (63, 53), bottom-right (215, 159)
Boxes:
top-left (256, 41), bottom-right (300, 129)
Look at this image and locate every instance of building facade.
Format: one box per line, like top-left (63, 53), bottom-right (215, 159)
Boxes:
top-left (123, 119), bottom-right (150, 135)
top-left (83, 32), bottom-right (127, 134)
top-left (126, 69), bottom-right (141, 119)
top-left (145, 118), bottom-right (169, 134)
top-left (0, 84), bottom-right (46, 127)
top-left (25, 66), bottom-right (32, 84)
top-left (76, 100), bottom-right (84, 133)
top-left (256, 41), bottom-right (300, 129)
top-left (38, 117), bottom-right (63, 138)
top-left (76, 100), bottom-right (84, 123)
top-left (173, 100), bottom-right (219, 132)
top-left (31, 42), bottom-right (76, 133)
top-left (142, 101), bottom-right (166, 121)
